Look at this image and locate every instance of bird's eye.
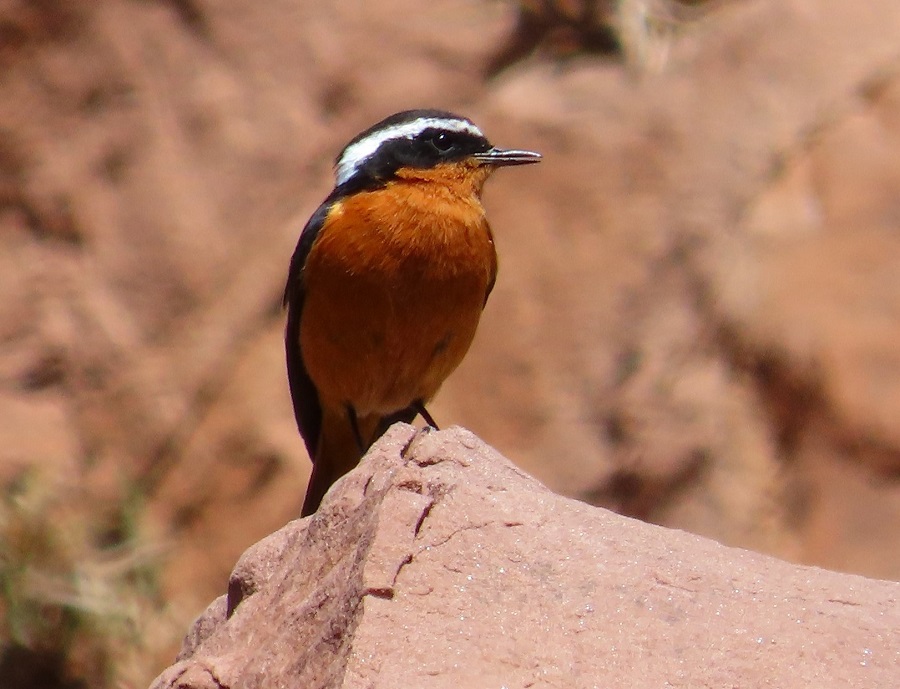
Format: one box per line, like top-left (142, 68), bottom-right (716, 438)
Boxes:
top-left (430, 131), bottom-right (454, 153)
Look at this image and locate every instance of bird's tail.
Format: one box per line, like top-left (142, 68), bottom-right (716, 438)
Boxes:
top-left (301, 408), bottom-right (380, 516)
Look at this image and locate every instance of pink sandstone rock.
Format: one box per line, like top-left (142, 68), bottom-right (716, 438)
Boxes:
top-left (151, 425), bottom-right (899, 688)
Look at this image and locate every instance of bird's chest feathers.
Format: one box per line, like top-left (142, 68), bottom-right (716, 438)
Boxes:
top-left (311, 177), bottom-right (496, 290)
top-left (300, 175), bottom-right (497, 412)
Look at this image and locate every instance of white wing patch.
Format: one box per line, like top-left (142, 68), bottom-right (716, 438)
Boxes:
top-left (334, 117), bottom-right (484, 186)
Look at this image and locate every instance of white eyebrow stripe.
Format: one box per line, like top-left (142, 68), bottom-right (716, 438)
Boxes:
top-left (334, 117), bottom-right (485, 186)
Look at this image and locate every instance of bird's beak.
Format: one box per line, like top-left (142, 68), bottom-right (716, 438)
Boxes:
top-left (473, 148), bottom-right (542, 167)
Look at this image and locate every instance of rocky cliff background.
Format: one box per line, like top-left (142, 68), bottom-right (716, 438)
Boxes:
top-left (1, 1), bottom-right (899, 687)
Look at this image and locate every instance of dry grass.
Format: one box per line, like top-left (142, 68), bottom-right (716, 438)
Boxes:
top-left (0, 468), bottom-right (177, 689)
top-left (487, 0), bottom-right (731, 75)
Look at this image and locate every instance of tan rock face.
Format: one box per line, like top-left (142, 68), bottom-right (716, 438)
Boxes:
top-left (153, 427), bottom-right (900, 689)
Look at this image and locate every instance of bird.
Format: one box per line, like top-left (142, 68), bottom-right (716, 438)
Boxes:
top-left (283, 109), bottom-right (541, 516)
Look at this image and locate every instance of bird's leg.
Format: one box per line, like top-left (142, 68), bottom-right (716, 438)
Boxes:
top-left (346, 404), bottom-right (366, 452)
top-left (413, 400), bottom-right (440, 430)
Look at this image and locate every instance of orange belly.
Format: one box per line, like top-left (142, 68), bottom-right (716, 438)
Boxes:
top-left (299, 179), bottom-right (497, 416)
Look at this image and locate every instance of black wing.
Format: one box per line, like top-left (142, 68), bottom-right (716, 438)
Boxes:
top-left (484, 270), bottom-right (496, 307)
top-left (283, 198), bottom-right (333, 459)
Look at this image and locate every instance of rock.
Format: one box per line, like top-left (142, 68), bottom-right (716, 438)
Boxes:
top-left (151, 426), bottom-right (899, 689)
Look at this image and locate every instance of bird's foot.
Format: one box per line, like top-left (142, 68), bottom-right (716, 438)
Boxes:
top-left (413, 400), bottom-right (440, 430)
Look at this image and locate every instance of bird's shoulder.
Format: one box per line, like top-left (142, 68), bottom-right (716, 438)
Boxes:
top-left (283, 191), bottom-right (343, 308)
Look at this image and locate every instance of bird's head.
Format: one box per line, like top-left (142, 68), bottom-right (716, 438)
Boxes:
top-left (333, 109), bottom-right (541, 194)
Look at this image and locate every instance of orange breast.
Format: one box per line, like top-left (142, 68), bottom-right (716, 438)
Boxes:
top-left (299, 162), bottom-right (498, 416)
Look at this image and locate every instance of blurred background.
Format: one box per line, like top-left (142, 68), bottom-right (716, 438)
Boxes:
top-left (1, 0), bottom-right (899, 686)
